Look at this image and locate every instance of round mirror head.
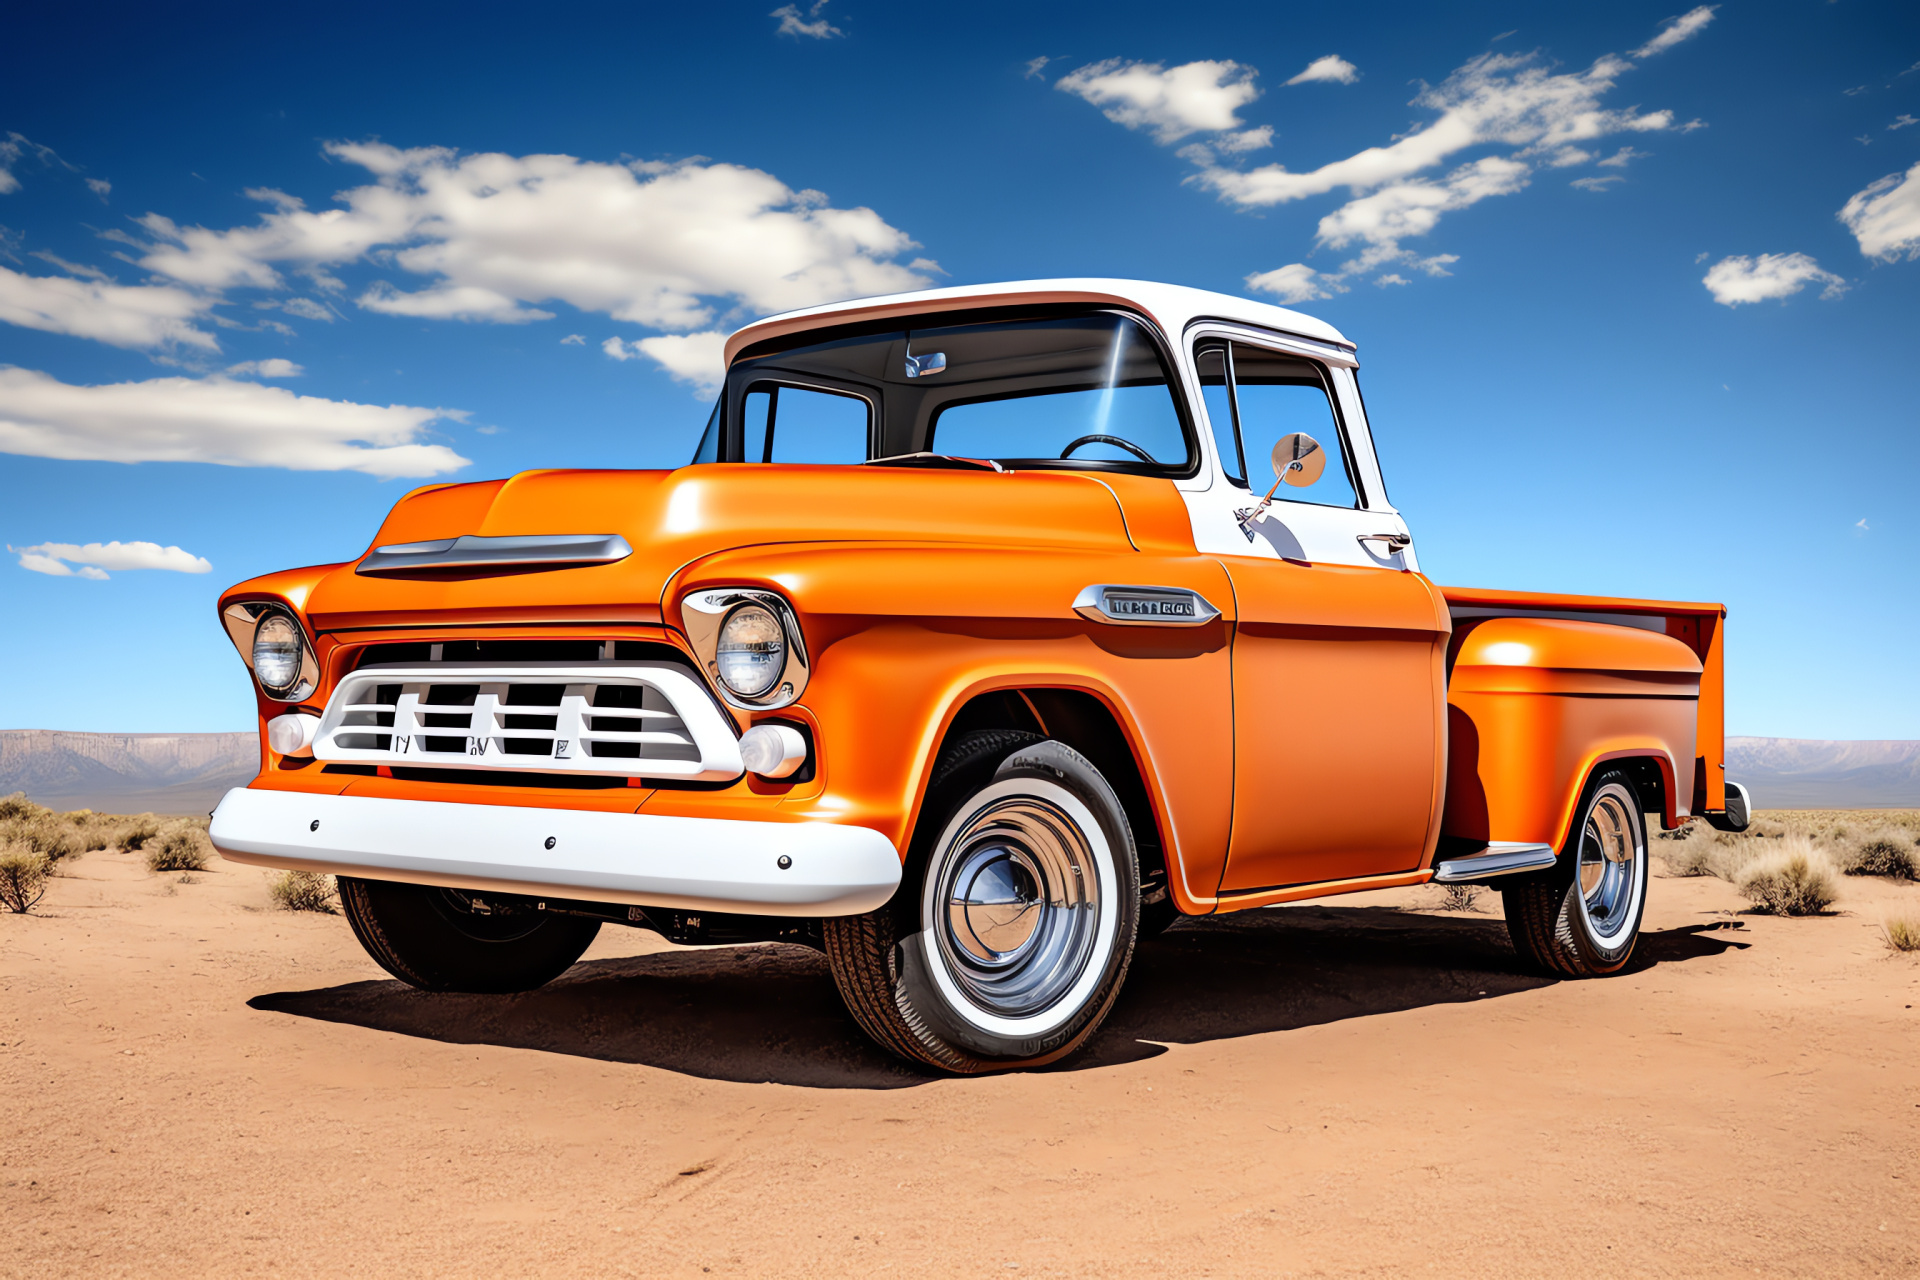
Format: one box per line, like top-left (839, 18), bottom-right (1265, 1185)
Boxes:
top-left (1272, 433), bottom-right (1326, 487)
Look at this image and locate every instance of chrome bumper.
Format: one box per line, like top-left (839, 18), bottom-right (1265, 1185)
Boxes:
top-left (208, 787), bottom-right (901, 916)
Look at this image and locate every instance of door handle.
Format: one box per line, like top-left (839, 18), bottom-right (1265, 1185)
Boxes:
top-left (1356, 532), bottom-right (1411, 553)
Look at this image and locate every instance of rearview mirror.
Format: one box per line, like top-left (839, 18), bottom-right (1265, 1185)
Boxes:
top-left (1273, 433), bottom-right (1325, 488)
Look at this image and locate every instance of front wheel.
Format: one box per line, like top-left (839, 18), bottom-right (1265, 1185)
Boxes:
top-left (1501, 769), bottom-right (1649, 977)
top-left (824, 732), bottom-right (1140, 1073)
top-left (339, 877), bottom-right (601, 993)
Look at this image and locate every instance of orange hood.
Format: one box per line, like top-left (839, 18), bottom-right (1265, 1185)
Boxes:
top-left (298, 464), bottom-right (1144, 631)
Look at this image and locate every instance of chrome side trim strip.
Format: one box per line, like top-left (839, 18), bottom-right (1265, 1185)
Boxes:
top-left (1432, 841), bottom-right (1559, 883)
top-left (357, 533), bottom-right (633, 575)
top-left (1073, 584), bottom-right (1221, 627)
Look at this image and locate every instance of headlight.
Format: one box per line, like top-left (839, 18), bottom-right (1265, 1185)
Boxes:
top-left (715, 603), bottom-right (787, 698)
top-left (252, 614), bottom-right (306, 697)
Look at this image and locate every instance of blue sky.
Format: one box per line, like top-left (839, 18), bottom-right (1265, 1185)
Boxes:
top-left (1, 0), bottom-right (1916, 738)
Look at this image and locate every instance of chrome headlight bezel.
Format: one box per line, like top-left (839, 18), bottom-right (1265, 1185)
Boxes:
top-left (680, 588), bottom-right (810, 710)
top-left (221, 601), bottom-right (319, 703)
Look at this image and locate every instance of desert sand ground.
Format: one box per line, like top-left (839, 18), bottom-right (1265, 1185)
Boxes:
top-left (3, 826), bottom-right (1917, 1278)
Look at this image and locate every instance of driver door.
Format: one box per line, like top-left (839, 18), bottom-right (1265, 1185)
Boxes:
top-left (1192, 340), bottom-right (1447, 893)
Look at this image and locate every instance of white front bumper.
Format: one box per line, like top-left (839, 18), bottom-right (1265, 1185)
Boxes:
top-left (209, 787), bottom-right (901, 916)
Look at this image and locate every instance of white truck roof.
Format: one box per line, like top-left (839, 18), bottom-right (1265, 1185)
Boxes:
top-left (723, 278), bottom-right (1353, 368)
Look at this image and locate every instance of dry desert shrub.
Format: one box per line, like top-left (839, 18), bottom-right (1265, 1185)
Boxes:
top-left (1436, 883), bottom-right (1484, 911)
top-left (145, 827), bottom-right (208, 873)
top-left (1883, 917), bottom-right (1920, 953)
top-left (0, 849), bottom-right (51, 913)
top-left (1735, 836), bottom-right (1839, 916)
top-left (269, 870), bottom-right (337, 913)
top-left (1837, 828), bottom-right (1919, 880)
top-left (0, 813), bottom-right (81, 865)
top-left (120, 819), bottom-right (162, 851)
top-left (0, 793), bottom-right (47, 821)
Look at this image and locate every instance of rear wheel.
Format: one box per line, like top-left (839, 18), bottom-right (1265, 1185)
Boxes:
top-left (1502, 769), bottom-right (1648, 977)
top-left (824, 731), bottom-right (1140, 1073)
top-left (339, 877), bottom-right (600, 993)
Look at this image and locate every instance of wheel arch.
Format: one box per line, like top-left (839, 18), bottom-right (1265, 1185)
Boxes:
top-left (1551, 747), bottom-right (1679, 852)
top-left (922, 681), bottom-right (1195, 916)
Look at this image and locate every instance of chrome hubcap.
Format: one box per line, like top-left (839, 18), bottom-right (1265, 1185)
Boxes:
top-left (1577, 788), bottom-right (1640, 941)
top-left (933, 797), bottom-right (1102, 1019)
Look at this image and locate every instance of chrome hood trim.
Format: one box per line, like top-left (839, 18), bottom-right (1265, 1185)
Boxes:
top-left (356, 533), bottom-right (633, 575)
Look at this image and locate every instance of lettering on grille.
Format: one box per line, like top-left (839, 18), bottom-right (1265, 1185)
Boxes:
top-left (314, 663), bottom-right (717, 778)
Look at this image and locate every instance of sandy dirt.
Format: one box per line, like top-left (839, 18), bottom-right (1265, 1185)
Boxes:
top-left (3, 840), bottom-right (1917, 1278)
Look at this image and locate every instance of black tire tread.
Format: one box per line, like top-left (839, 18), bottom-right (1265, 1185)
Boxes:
top-left (822, 730), bottom-right (1043, 1073)
top-left (338, 876), bottom-right (599, 994)
top-left (1501, 768), bottom-right (1643, 979)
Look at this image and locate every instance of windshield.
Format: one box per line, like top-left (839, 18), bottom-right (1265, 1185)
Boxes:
top-left (697, 310), bottom-right (1194, 474)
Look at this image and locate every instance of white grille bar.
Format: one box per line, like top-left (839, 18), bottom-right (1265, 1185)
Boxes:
top-left (311, 662), bottom-right (743, 781)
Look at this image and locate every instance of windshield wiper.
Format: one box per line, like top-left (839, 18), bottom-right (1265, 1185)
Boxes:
top-left (864, 452), bottom-right (1006, 472)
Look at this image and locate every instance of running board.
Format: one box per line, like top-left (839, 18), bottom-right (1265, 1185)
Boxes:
top-left (1432, 842), bottom-right (1559, 884)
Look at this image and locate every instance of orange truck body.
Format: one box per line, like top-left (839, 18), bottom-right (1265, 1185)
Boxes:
top-left (211, 279), bottom-right (1730, 923)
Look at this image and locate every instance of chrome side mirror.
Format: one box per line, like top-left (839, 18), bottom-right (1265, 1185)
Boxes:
top-left (1272, 433), bottom-right (1324, 487)
top-left (1235, 433), bottom-right (1324, 540)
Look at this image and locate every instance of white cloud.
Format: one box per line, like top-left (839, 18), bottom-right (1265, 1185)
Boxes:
top-left (224, 358), bottom-right (303, 378)
top-left (279, 297), bottom-right (335, 322)
top-left (1597, 145), bottom-right (1648, 167)
top-left (1056, 59), bottom-right (1262, 145)
top-left (1632, 6), bottom-right (1717, 59)
top-left (635, 331), bottom-right (728, 395)
top-left (1702, 253), bottom-right (1847, 306)
top-left (0, 367), bottom-right (470, 477)
top-left (86, 177), bottom-right (110, 199)
top-left (560, 333), bottom-right (585, 344)
top-left (1194, 53), bottom-right (1674, 209)
top-left (130, 143), bottom-right (927, 333)
top-left (771, 1), bottom-right (840, 39)
top-left (602, 336), bottom-right (638, 361)
top-left (1373, 273), bottom-right (1409, 287)
top-left (1177, 19), bottom-right (1704, 293)
top-left (359, 280), bottom-right (553, 323)
top-left (1244, 263), bottom-right (1343, 304)
top-left (1024, 56), bottom-right (1051, 80)
top-left (1890, 115), bottom-right (1918, 131)
top-left (1571, 174), bottom-right (1624, 190)
top-left (0, 132), bottom-right (61, 195)
top-left (0, 264), bottom-right (219, 350)
top-left (13, 540), bottom-right (211, 579)
top-left (1839, 162), bottom-right (1920, 260)
top-left (1286, 55), bottom-right (1359, 86)
top-left (29, 250), bottom-right (111, 282)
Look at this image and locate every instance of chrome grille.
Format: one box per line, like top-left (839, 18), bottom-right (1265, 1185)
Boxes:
top-left (312, 662), bottom-right (743, 781)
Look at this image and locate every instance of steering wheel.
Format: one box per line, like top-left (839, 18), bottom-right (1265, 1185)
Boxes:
top-left (1059, 434), bottom-right (1156, 463)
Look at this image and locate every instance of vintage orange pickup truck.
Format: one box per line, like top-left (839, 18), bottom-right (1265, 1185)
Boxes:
top-left (209, 279), bottom-right (1752, 1072)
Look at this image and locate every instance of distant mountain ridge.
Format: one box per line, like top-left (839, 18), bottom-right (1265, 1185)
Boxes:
top-left (0, 729), bottom-right (257, 815)
top-left (1, 730), bottom-right (1914, 815)
top-left (1727, 737), bottom-right (1920, 809)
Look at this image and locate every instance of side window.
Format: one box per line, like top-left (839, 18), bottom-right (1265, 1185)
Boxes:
top-left (740, 384), bottom-right (870, 464)
top-left (1194, 345), bottom-right (1244, 485)
top-left (1229, 344), bottom-right (1358, 509)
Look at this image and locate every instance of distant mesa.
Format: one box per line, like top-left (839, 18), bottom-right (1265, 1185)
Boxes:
top-left (1726, 738), bottom-right (1920, 810)
top-left (0, 729), bottom-right (256, 816)
top-left (0, 730), bottom-right (1914, 815)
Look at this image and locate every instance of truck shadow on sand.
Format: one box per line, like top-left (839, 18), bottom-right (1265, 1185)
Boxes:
top-left (249, 908), bottom-right (1749, 1090)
